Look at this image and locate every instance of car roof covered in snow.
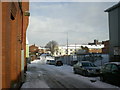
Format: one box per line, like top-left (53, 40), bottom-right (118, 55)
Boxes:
top-left (105, 62), bottom-right (120, 65)
top-left (109, 62), bottom-right (120, 65)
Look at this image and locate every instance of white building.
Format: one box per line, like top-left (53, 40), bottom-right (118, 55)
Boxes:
top-left (54, 44), bottom-right (104, 56)
top-left (38, 46), bottom-right (51, 54)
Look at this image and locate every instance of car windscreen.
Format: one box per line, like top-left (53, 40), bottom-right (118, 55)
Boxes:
top-left (50, 60), bottom-right (55, 62)
top-left (118, 65), bottom-right (120, 70)
top-left (82, 62), bottom-right (96, 67)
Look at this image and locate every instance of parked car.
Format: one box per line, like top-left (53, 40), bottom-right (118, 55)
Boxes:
top-left (73, 61), bottom-right (100, 76)
top-left (55, 60), bottom-right (63, 66)
top-left (100, 62), bottom-right (120, 86)
top-left (37, 57), bottom-right (40, 59)
top-left (46, 60), bottom-right (55, 65)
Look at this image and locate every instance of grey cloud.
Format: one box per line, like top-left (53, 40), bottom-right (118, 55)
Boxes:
top-left (27, 2), bottom-right (115, 46)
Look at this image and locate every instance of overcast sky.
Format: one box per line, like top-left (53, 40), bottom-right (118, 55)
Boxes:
top-left (27, 2), bottom-right (117, 46)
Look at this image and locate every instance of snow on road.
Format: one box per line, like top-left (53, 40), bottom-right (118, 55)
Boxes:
top-left (21, 59), bottom-right (120, 89)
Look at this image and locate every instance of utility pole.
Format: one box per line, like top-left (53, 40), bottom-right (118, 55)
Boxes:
top-left (75, 43), bottom-right (76, 54)
top-left (67, 32), bottom-right (68, 55)
top-left (66, 32), bottom-right (68, 64)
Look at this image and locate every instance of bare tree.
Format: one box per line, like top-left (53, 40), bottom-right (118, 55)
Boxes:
top-left (45, 40), bottom-right (59, 55)
top-left (81, 46), bottom-right (89, 53)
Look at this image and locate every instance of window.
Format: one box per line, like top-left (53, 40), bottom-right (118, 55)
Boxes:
top-left (82, 62), bottom-right (96, 67)
top-left (10, 2), bottom-right (17, 20)
top-left (60, 52), bottom-right (61, 55)
top-left (118, 65), bottom-right (120, 70)
top-left (70, 49), bottom-right (73, 51)
top-left (76, 62), bottom-right (80, 66)
top-left (79, 63), bottom-right (82, 66)
top-left (56, 52), bottom-right (58, 55)
top-left (111, 64), bottom-right (118, 71)
top-left (105, 64), bottom-right (111, 71)
top-left (82, 63), bottom-right (90, 67)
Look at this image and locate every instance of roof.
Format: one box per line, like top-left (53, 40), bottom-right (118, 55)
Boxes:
top-left (105, 62), bottom-right (120, 65)
top-left (105, 2), bottom-right (120, 12)
top-left (110, 62), bottom-right (120, 65)
top-left (59, 44), bottom-right (104, 49)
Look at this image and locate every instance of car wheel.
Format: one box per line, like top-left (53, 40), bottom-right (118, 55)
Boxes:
top-left (100, 75), bottom-right (105, 82)
top-left (73, 68), bottom-right (77, 74)
top-left (82, 71), bottom-right (88, 76)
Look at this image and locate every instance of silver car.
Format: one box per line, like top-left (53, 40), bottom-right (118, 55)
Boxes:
top-left (73, 61), bottom-right (100, 76)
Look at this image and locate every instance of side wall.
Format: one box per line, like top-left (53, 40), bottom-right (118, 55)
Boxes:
top-left (0, 1), bottom-right (2, 89)
top-left (109, 7), bottom-right (120, 61)
top-left (2, 2), bottom-right (29, 88)
top-left (22, 1), bottom-right (29, 71)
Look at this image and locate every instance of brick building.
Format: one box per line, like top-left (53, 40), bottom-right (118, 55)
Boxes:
top-left (88, 48), bottom-right (103, 54)
top-left (88, 39), bottom-right (102, 45)
top-left (1, 1), bottom-right (29, 88)
top-left (102, 40), bottom-right (109, 54)
top-left (29, 44), bottom-right (39, 54)
top-left (29, 44), bottom-right (39, 60)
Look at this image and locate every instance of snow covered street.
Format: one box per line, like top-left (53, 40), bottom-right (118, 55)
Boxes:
top-left (21, 58), bottom-right (120, 89)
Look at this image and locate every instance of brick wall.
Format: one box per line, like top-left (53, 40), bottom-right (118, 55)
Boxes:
top-left (102, 40), bottom-right (109, 54)
top-left (1, 1), bottom-right (29, 88)
top-left (29, 45), bottom-right (39, 53)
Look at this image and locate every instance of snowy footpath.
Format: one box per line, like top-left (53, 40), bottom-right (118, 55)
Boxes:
top-left (21, 58), bottom-right (120, 89)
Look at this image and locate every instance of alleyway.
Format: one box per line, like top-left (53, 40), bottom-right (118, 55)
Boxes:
top-left (21, 57), bottom-right (120, 89)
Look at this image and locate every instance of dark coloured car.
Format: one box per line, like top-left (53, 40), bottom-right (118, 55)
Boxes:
top-left (55, 60), bottom-right (63, 66)
top-left (100, 62), bottom-right (120, 86)
top-left (73, 61), bottom-right (100, 76)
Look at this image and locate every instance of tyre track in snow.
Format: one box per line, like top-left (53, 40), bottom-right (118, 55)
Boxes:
top-left (38, 65), bottom-right (97, 88)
